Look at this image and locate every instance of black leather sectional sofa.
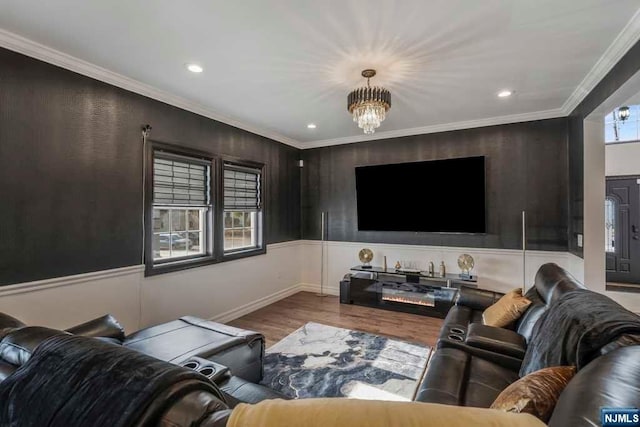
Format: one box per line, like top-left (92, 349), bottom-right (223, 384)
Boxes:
top-left (415, 263), bottom-right (640, 426)
top-left (0, 263), bottom-right (638, 426)
top-left (0, 311), bottom-right (284, 416)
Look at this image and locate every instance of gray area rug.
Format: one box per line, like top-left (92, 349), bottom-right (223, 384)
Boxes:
top-left (260, 322), bottom-right (430, 400)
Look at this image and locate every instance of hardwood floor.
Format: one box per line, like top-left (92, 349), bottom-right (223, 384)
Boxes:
top-left (227, 291), bottom-right (443, 348)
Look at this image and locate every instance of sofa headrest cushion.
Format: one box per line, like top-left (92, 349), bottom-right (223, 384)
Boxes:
top-left (534, 264), bottom-right (584, 304)
top-left (0, 313), bottom-right (25, 340)
top-left (65, 314), bottom-right (125, 341)
top-left (0, 327), bottom-right (68, 366)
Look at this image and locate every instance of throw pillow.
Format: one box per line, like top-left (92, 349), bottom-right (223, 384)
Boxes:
top-left (490, 366), bottom-right (576, 422)
top-left (483, 288), bottom-right (532, 327)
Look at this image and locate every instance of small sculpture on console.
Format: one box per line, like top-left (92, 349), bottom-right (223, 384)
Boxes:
top-left (439, 261), bottom-right (446, 278)
top-left (358, 248), bottom-right (374, 269)
top-left (457, 254), bottom-right (475, 279)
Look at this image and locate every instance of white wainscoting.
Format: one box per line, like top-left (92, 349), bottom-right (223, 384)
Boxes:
top-left (300, 240), bottom-right (572, 295)
top-left (140, 241), bottom-right (302, 327)
top-left (0, 266), bottom-right (144, 332)
top-left (0, 241), bottom-right (302, 333)
top-left (2, 240), bottom-right (637, 329)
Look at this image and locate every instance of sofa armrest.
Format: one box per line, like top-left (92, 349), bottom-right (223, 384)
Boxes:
top-left (0, 327), bottom-right (67, 366)
top-left (465, 323), bottom-right (526, 359)
top-left (158, 391), bottom-right (231, 427)
top-left (437, 337), bottom-right (522, 371)
top-left (219, 376), bottom-right (289, 407)
top-left (66, 314), bottom-right (125, 341)
top-left (456, 287), bottom-right (504, 311)
top-left (415, 347), bottom-right (469, 405)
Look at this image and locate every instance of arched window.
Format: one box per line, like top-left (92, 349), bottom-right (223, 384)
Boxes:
top-left (605, 197), bottom-right (617, 253)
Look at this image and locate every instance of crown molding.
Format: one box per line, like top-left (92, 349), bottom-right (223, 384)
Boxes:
top-left (0, 29), bottom-right (302, 149)
top-left (298, 108), bottom-right (565, 149)
top-left (561, 8), bottom-right (640, 115)
top-left (3, 6), bottom-right (640, 152)
top-left (302, 9), bottom-right (640, 150)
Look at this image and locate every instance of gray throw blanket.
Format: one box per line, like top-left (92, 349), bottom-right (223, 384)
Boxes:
top-left (520, 289), bottom-right (640, 376)
top-left (0, 334), bottom-right (223, 427)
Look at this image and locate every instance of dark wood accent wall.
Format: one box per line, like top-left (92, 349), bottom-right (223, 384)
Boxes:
top-left (568, 39), bottom-right (640, 258)
top-left (0, 48), bottom-right (300, 286)
top-left (301, 118), bottom-right (569, 251)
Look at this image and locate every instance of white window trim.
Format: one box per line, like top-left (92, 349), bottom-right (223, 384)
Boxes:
top-left (152, 206), bottom-right (208, 262)
top-left (223, 210), bottom-right (259, 253)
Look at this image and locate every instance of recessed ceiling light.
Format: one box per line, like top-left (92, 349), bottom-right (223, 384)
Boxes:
top-left (498, 90), bottom-right (513, 98)
top-left (186, 63), bottom-right (203, 73)
top-left (307, 123), bottom-right (317, 129)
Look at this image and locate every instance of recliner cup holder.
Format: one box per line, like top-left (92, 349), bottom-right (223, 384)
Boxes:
top-left (450, 327), bottom-right (465, 335)
top-left (448, 334), bottom-right (464, 341)
top-left (182, 361), bottom-right (199, 370)
top-left (179, 356), bottom-right (230, 383)
top-left (199, 367), bottom-right (216, 377)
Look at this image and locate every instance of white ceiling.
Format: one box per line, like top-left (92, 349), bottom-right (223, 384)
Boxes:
top-left (1, 0), bottom-right (640, 148)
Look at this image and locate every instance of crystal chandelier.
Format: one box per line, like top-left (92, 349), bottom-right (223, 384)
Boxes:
top-left (347, 69), bottom-right (391, 134)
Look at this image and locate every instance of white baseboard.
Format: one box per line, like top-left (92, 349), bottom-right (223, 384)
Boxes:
top-left (298, 283), bottom-right (340, 296)
top-left (209, 283), bottom-right (306, 324)
top-left (209, 282), bottom-right (341, 324)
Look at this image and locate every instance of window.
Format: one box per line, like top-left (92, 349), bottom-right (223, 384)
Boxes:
top-left (152, 208), bottom-right (206, 260)
top-left (224, 211), bottom-right (257, 251)
top-left (145, 143), bottom-right (267, 275)
top-left (149, 150), bottom-right (213, 269)
top-left (605, 105), bottom-right (640, 143)
top-left (605, 197), bottom-right (616, 253)
top-left (223, 162), bottom-right (264, 254)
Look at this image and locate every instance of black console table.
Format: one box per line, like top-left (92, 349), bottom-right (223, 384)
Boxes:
top-left (340, 266), bottom-right (478, 318)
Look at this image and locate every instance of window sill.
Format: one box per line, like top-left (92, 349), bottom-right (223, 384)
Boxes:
top-left (223, 246), bottom-right (267, 262)
top-left (145, 255), bottom-right (217, 277)
top-left (145, 246), bottom-right (268, 276)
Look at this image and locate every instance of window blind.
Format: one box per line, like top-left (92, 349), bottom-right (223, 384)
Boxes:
top-left (153, 154), bottom-right (210, 206)
top-left (224, 163), bottom-right (261, 211)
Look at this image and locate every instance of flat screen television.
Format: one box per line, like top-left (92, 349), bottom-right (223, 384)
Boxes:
top-left (355, 156), bottom-right (486, 233)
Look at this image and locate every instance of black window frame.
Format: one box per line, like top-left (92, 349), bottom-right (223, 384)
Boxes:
top-left (144, 142), bottom-right (267, 276)
top-left (220, 156), bottom-right (267, 261)
top-left (145, 141), bottom-right (217, 276)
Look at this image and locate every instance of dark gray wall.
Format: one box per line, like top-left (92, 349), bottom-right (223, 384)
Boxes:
top-left (301, 118), bottom-right (569, 251)
top-left (0, 48), bottom-right (300, 286)
top-left (568, 39), bottom-right (640, 258)
top-left (4, 34), bottom-right (638, 284)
